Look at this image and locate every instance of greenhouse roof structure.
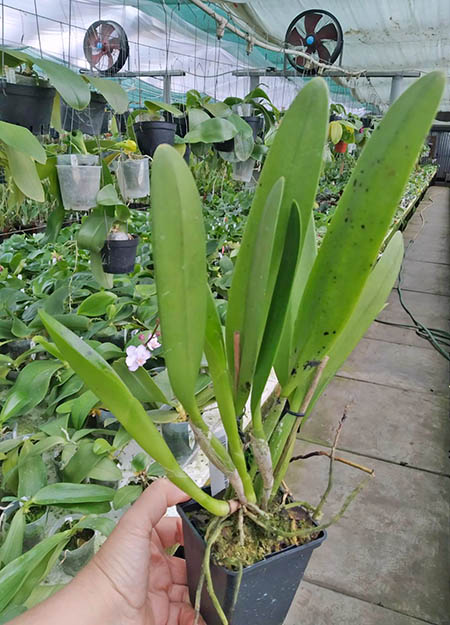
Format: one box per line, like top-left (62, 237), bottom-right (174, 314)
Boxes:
top-left (2, 0), bottom-right (449, 111)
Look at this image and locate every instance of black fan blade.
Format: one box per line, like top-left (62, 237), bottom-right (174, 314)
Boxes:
top-left (315, 23), bottom-right (338, 42)
top-left (90, 50), bottom-right (105, 65)
top-left (295, 55), bottom-right (306, 67)
top-left (316, 43), bottom-right (331, 62)
top-left (287, 28), bottom-right (306, 47)
top-left (305, 12), bottom-right (322, 34)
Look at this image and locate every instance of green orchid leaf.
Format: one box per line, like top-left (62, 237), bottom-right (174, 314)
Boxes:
top-left (225, 78), bottom-right (329, 392)
top-left (3, 146), bottom-right (44, 202)
top-left (151, 145), bottom-right (207, 410)
top-left (77, 208), bottom-right (114, 253)
top-left (38, 311), bottom-right (230, 516)
top-left (227, 177), bottom-right (287, 413)
top-left (77, 291), bottom-right (117, 317)
top-left (0, 361), bottom-right (62, 425)
top-left (96, 183), bottom-right (120, 206)
top-left (0, 508), bottom-right (25, 567)
top-left (144, 99), bottom-right (183, 118)
top-left (184, 117), bottom-right (237, 144)
top-left (8, 49), bottom-right (90, 110)
top-left (32, 483), bottom-right (115, 505)
top-left (113, 484), bottom-right (142, 510)
top-left (0, 121), bottom-right (46, 163)
top-left (70, 390), bottom-right (99, 430)
top-left (84, 75), bottom-right (128, 113)
top-left (17, 440), bottom-right (47, 499)
top-left (251, 201), bottom-right (301, 409)
top-left (290, 71), bottom-right (445, 398)
top-left (112, 358), bottom-right (170, 405)
top-left (76, 516), bottom-right (115, 536)
top-left (0, 531), bottom-right (70, 612)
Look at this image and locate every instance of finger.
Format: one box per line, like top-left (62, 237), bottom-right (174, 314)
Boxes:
top-left (168, 602), bottom-right (205, 625)
top-left (154, 517), bottom-right (184, 549)
top-left (167, 555), bottom-right (188, 586)
top-left (120, 478), bottom-right (190, 534)
top-left (168, 583), bottom-right (190, 604)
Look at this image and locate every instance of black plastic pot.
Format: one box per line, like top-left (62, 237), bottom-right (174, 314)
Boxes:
top-left (115, 111), bottom-right (130, 134)
top-left (134, 121), bottom-right (176, 158)
top-left (215, 115), bottom-right (262, 152)
top-left (101, 235), bottom-right (139, 274)
top-left (0, 79), bottom-right (56, 134)
top-left (60, 92), bottom-right (107, 135)
top-left (175, 115), bottom-right (188, 138)
top-left (177, 496), bottom-right (326, 625)
top-left (243, 115), bottom-right (263, 140)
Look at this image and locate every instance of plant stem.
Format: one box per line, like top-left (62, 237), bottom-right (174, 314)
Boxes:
top-left (271, 357), bottom-right (329, 495)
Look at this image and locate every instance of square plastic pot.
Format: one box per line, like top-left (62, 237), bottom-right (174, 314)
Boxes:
top-left (117, 158), bottom-right (150, 201)
top-left (177, 496), bottom-right (326, 625)
top-left (161, 422), bottom-right (198, 467)
top-left (0, 79), bottom-right (55, 135)
top-left (232, 158), bottom-right (256, 183)
top-left (101, 235), bottom-right (139, 274)
top-left (56, 164), bottom-right (102, 211)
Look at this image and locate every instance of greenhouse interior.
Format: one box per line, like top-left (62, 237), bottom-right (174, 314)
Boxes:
top-left (0, 1), bottom-right (448, 624)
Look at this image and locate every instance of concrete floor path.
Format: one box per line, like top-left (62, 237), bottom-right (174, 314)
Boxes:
top-left (285, 185), bottom-right (450, 625)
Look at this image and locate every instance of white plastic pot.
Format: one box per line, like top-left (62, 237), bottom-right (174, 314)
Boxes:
top-left (117, 157), bottom-right (150, 201)
top-left (232, 158), bottom-right (256, 183)
top-left (56, 164), bottom-right (102, 211)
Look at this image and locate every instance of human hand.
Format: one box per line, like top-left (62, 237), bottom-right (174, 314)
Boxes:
top-left (76, 478), bottom-right (199, 625)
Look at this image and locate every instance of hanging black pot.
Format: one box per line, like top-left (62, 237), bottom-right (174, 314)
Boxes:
top-left (242, 115), bottom-right (263, 140)
top-left (177, 495), bottom-right (326, 625)
top-left (133, 121), bottom-right (176, 158)
top-left (0, 78), bottom-right (56, 134)
top-left (101, 235), bottom-right (139, 274)
top-left (215, 115), bottom-right (263, 152)
top-left (175, 115), bottom-right (189, 138)
top-left (115, 111), bottom-right (130, 134)
top-left (60, 92), bottom-right (107, 135)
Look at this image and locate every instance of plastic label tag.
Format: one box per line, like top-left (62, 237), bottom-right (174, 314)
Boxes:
top-left (209, 426), bottom-right (229, 496)
top-left (5, 67), bottom-right (16, 84)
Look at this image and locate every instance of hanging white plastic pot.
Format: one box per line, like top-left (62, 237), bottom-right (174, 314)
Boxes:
top-left (117, 157), bottom-right (150, 201)
top-left (232, 158), bottom-right (256, 183)
top-left (56, 155), bottom-right (102, 211)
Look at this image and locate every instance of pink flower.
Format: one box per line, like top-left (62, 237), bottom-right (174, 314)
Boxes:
top-left (125, 344), bottom-right (151, 372)
top-left (147, 336), bottom-right (161, 352)
top-left (138, 333), bottom-right (146, 342)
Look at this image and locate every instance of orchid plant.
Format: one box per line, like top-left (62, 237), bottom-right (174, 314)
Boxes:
top-left (38, 72), bottom-right (443, 520)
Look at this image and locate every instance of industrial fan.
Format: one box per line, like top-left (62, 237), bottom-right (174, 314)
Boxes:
top-left (83, 20), bottom-right (129, 75)
top-left (285, 9), bottom-right (343, 74)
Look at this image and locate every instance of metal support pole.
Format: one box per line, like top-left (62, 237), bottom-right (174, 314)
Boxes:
top-left (163, 75), bottom-right (171, 103)
top-left (249, 74), bottom-right (259, 93)
top-left (389, 74), bottom-right (404, 104)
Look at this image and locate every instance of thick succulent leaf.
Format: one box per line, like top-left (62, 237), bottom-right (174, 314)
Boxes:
top-left (32, 483), bottom-right (115, 505)
top-left (290, 71), bottom-right (445, 396)
top-left (274, 214), bottom-right (317, 386)
top-left (0, 121), bottom-right (46, 163)
top-left (251, 202), bottom-right (301, 410)
top-left (184, 118), bottom-right (237, 144)
top-left (0, 361), bottom-right (62, 425)
top-left (151, 145), bottom-right (207, 410)
top-left (3, 147), bottom-right (44, 202)
top-left (0, 531), bottom-right (70, 612)
top-left (309, 232), bottom-right (405, 410)
top-left (226, 178), bottom-right (286, 413)
top-left (0, 508), bottom-right (25, 567)
top-left (9, 50), bottom-right (90, 110)
top-left (225, 78), bottom-right (329, 389)
top-left (38, 311), bottom-right (229, 516)
top-left (112, 358), bottom-right (170, 405)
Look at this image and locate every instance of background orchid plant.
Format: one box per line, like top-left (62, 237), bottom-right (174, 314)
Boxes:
top-left (39, 72), bottom-right (444, 518)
